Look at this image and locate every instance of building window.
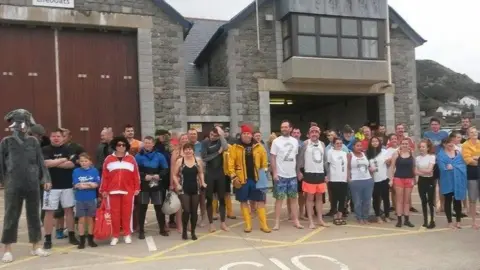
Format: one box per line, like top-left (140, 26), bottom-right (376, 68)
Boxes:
top-left (283, 14), bottom-right (385, 61)
top-left (282, 16), bottom-right (292, 60)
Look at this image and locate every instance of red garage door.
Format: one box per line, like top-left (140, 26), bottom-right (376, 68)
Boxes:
top-left (58, 29), bottom-right (140, 157)
top-left (0, 25), bottom-right (57, 138)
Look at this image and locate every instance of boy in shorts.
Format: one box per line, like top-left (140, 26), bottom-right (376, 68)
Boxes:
top-left (72, 153), bottom-right (100, 249)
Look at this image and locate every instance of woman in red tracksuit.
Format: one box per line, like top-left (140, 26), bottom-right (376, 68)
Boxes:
top-left (100, 136), bottom-right (140, 246)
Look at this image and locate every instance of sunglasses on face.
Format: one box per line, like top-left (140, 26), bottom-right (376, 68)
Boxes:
top-left (117, 143), bottom-right (126, 147)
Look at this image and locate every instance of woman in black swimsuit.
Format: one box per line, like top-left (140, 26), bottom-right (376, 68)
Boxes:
top-left (172, 143), bottom-right (207, 240)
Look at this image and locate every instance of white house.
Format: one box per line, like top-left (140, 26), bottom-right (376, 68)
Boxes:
top-left (459, 96), bottom-right (479, 107)
top-left (436, 106), bottom-right (462, 117)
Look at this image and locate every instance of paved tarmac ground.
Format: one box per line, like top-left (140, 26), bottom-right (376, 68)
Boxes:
top-left (1, 191), bottom-right (479, 270)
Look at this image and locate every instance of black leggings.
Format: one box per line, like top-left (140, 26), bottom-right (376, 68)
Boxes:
top-left (444, 192), bottom-right (462, 223)
top-left (418, 176), bottom-right (436, 223)
top-left (206, 170), bottom-right (226, 223)
top-left (180, 194), bottom-right (199, 232)
top-left (329, 182), bottom-right (348, 215)
top-left (373, 179), bottom-right (390, 218)
top-left (138, 204), bottom-right (166, 233)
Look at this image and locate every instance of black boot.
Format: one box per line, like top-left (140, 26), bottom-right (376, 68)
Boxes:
top-left (78, 235), bottom-right (86, 249)
top-left (396, 216), bottom-right (402, 228)
top-left (138, 231), bottom-right (145, 239)
top-left (138, 204), bottom-right (148, 240)
top-left (43, 234), bottom-right (52, 250)
top-left (422, 213), bottom-right (428, 228)
top-left (87, 234), bottom-right (98, 247)
top-left (154, 205), bottom-right (169, 237)
top-left (68, 231), bottom-right (80, 245)
top-left (404, 216), bottom-right (414, 227)
top-left (427, 220), bottom-right (436, 229)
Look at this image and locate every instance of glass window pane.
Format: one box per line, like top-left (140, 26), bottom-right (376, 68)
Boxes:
top-left (320, 17), bottom-right (337, 35)
top-left (320, 37), bottom-right (338, 57)
top-left (298, 15), bottom-right (316, 34)
top-left (283, 38), bottom-right (291, 59)
top-left (282, 19), bottom-right (289, 38)
top-left (342, 19), bottom-right (357, 36)
top-left (298, 35), bottom-right (317, 56)
top-left (362, 39), bottom-right (378, 58)
top-left (341, 38), bottom-right (358, 58)
top-left (362, 21), bottom-right (378, 37)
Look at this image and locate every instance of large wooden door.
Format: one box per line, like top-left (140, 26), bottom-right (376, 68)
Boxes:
top-left (58, 29), bottom-right (140, 157)
top-left (0, 25), bottom-right (57, 138)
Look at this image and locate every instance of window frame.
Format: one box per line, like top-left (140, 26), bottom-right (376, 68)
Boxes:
top-left (282, 15), bottom-right (293, 61)
top-left (285, 13), bottom-right (386, 61)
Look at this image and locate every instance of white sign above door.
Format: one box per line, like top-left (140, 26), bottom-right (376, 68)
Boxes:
top-left (32, 0), bottom-right (74, 9)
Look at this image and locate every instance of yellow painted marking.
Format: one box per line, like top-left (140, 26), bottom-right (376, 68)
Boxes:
top-left (207, 233), bottom-right (292, 245)
top-left (293, 226), bottom-right (326, 244)
top-left (138, 226), bottom-right (451, 263)
top-left (343, 224), bottom-right (410, 232)
top-left (143, 209), bottom-right (274, 260)
top-left (0, 245), bottom-right (77, 269)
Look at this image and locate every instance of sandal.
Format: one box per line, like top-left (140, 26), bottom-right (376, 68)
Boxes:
top-left (333, 218), bottom-right (342, 226)
top-left (340, 219), bottom-right (347, 225)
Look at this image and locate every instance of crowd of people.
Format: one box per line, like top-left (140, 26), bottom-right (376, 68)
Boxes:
top-left (3, 116), bottom-right (479, 260)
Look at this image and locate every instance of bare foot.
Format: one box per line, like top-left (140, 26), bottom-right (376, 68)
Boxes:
top-left (472, 223), bottom-right (480, 230)
top-left (309, 223), bottom-right (316, 229)
top-left (293, 222), bottom-right (304, 229)
top-left (199, 220), bottom-right (207, 228)
top-left (455, 223), bottom-right (462, 229)
top-left (384, 218), bottom-right (391, 223)
top-left (377, 217), bottom-right (384, 224)
top-left (448, 223), bottom-right (457, 229)
top-left (357, 219), bottom-right (363, 225)
top-left (317, 220), bottom-right (330, 227)
top-left (220, 223), bottom-right (229, 231)
top-left (209, 224), bottom-right (216, 233)
top-left (272, 224), bottom-right (280, 231)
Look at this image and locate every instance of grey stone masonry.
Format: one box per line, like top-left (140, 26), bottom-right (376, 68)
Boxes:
top-left (226, 1), bottom-right (277, 134)
top-left (186, 87), bottom-right (230, 116)
top-left (207, 39), bottom-right (228, 87)
top-left (390, 28), bottom-right (421, 141)
top-left (151, 12), bottom-right (187, 132)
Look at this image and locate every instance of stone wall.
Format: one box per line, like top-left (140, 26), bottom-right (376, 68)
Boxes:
top-left (227, 1), bottom-right (277, 133)
top-left (151, 13), bottom-right (186, 131)
top-left (390, 28), bottom-right (421, 141)
top-left (186, 87), bottom-right (230, 116)
top-left (207, 38), bottom-right (228, 87)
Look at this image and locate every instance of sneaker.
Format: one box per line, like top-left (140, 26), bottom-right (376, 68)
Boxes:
top-left (124, 235), bottom-right (132, 244)
top-left (110, 238), bottom-right (119, 246)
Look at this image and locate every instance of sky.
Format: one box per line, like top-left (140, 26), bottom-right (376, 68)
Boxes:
top-left (166, 0), bottom-right (480, 82)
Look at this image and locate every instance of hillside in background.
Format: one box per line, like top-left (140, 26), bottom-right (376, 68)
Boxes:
top-left (416, 59), bottom-right (480, 114)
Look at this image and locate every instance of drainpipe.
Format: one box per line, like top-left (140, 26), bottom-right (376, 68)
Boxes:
top-left (256, 0), bottom-right (261, 51)
top-left (386, 4), bottom-right (392, 85)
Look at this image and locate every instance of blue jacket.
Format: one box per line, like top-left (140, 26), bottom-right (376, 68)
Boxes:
top-left (135, 149), bottom-right (169, 191)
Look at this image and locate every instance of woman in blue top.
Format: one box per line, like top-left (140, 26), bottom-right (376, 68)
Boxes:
top-left (437, 136), bottom-right (467, 229)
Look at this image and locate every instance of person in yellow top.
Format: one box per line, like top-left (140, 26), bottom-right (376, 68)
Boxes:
top-left (212, 144), bottom-right (237, 220)
top-left (228, 125), bottom-right (271, 233)
top-left (461, 126), bottom-right (480, 229)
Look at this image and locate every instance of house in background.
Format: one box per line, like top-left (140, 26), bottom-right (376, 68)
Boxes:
top-left (436, 106), bottom-right (462, 117)
top-left (459, 96), bottom-right (479, 107)
top-left (185, 0), bottom-right (426, 141)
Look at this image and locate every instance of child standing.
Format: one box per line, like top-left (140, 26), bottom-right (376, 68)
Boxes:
top-left (73, 153), bottom-right (101, 249)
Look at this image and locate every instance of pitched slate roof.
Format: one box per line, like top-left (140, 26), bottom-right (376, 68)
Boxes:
top-left (193, 0), bottom-right (427, 65)
top-left (154, 0), bottom-right (193, 36)
top-left (184, 18), bottom-right (227, 86)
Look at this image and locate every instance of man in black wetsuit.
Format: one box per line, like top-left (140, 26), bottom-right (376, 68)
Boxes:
top-left (201, 126), bottom-right (229, 232)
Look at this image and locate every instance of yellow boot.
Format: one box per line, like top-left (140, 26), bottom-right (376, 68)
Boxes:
top-left (225, 196), bottom-right (236, 219)
top-left (257, 207), bottom-right (271, 233)
top-left (212, 199), bottom-right (219, 220)
top-left (241, 205), bottom-right (252, 233)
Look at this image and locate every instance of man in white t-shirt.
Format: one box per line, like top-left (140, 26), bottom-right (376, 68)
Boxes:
top-left (271, 120), bottom-right (302, 230)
